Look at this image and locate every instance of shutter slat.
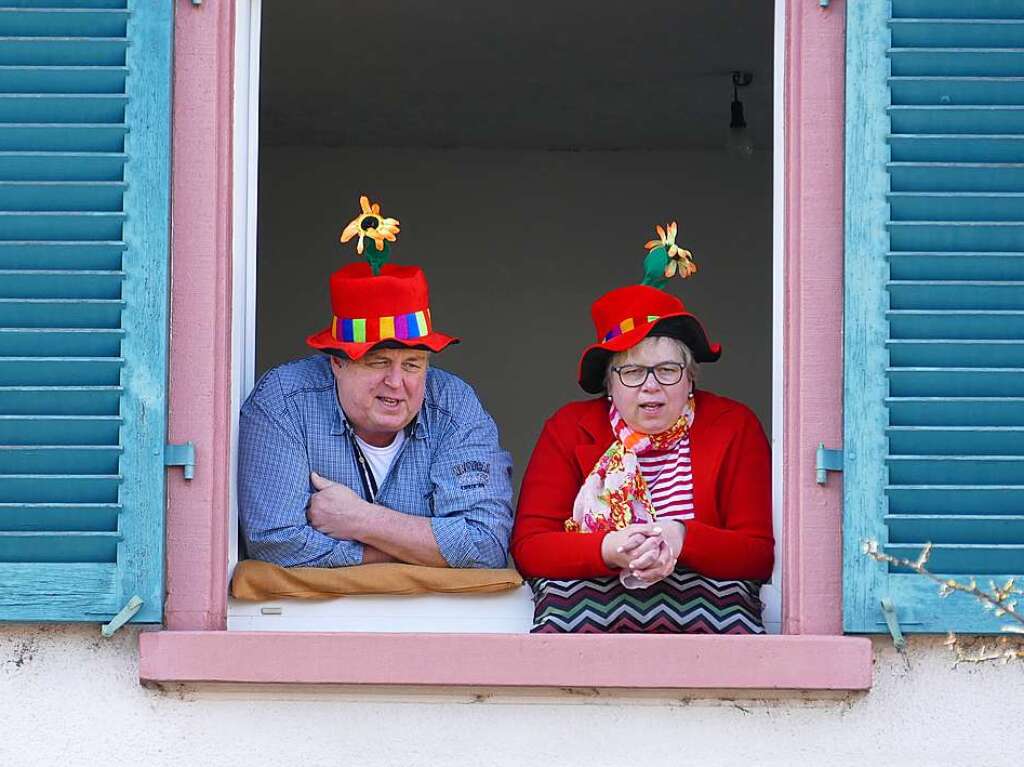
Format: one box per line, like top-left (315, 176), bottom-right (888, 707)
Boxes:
top-left (0, 65), bottom-right (127, 93)
top-left (0, 152), bottom-right (126, 181)
top-left (0, 93), bottom-right (126, 122)
top-left (0, 385), bottom-right (121, 414)
top-left (0, 211), bottom-right (125, 240)
top-left (889, 192), bottom-right (1024, 221)
top-left (887, 254), bottom-right (1024, 280)
top-left (0, 38), bottom-right (127, 67)
top-left (888, 454), bottom-right (1024, 484)
top-left (888, 310), bottom-right (1024, 337)
top-left (0, 329), bottom-right (123, 357)
top-left (888, 281), bottom-right (1024, 309)
top-left (0, 124), bottom-right (127, 152)
top-left (890, 20), bottom-right (1024, 49)
top-left (0, 530), bottom-right (118, 562)
top-left (0, 299), bottom-right (123, 327)
top-left (888, 369), bottom-right (1024, 397)
top-left (887, 425), bottom-right (1024, 454)
top-left (886, 543), bottom-right (1024, 573)
top-left (890, 77), bottom-right (1024, 106)
top-left (0, 1), bottom-right (127, 8)
top-left (886, 486), bottom-right (1024, 514)
top-left (890, 106), bottom-right (1024, 134)
top-left (0, 503), bottom-right (120, 532)
top-left (887, 514), bottom-right (1024, 543)
top-left (0, 241), bottom-right (124, 269)
top-left (0, 182), bottom-right (125, 211)
top-left (0, 270), bottom-right (124, 298)
top-left (0, 9), bottom-right (127, 38)
top-left (0, 475), bottom-right (119, 504)
top-left (0, 446), bottom-right (120, 474)
top-left (889, 162), bottom-right (1024, 192)
top-left (893, 1), bottom-right (1024, 21)
top-left (888, 397), bottom-right (1024, 425)
top-left (888, 339), bottom-right (1024, 367)
top-left (0, 415), bottom-right (120, 444)
top-left (890, 49), bottom-right (1024, 78)
top-left (0, 358), bottom-right (123, 386)
top-left (889, 135), bottom-right (1024, 163)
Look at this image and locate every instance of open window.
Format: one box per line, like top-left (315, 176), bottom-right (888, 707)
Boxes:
top-left (229, 0), bottom-right (780, 633)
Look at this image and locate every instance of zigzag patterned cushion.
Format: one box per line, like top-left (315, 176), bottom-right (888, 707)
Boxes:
top-left (528, 569), bottom-right (765, 634)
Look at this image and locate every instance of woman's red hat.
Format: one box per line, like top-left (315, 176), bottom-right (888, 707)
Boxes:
top-left (577, 222), bottom-right (721, 393)
top-left (306, 195), bottom-right (458, 359)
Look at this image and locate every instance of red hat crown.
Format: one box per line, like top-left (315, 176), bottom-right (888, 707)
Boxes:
top-left (590, 285), bottom-right (687, 343)
top-left (306, 195), bottom-right (457, 357)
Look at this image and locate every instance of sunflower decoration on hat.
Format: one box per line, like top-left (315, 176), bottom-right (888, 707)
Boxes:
top-left (340, 194), bottom-right (401, 274)
top-left (576, 220), bottom-right (720, 394)
top-left (642, 221), bottom-right (698, 287)
top-left (306, 195), bottom-right (458, 359)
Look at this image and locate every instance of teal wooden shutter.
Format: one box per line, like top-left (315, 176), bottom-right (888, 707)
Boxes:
top-left (0, 1), bottom-right (172, 623)
top-left (845, 0), bottom-right (1024, 633)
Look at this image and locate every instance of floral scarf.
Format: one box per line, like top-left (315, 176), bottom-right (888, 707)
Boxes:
top-left (566, 399), bottom-right (695, 534)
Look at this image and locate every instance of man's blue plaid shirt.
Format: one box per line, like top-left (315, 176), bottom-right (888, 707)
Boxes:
top-left (238, 355), bottom-right (514, 568)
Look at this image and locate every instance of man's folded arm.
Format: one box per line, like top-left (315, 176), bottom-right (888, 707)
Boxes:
top-left (428, 401), bottom-right (514, 569)
top-left (238, 402), bottom-right (365, 567)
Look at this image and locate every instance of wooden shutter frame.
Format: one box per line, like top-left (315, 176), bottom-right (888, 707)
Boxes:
top-left (843, 0), bottom-right (1024, 634)
top-left (0, 1), bottom-right (172, 624)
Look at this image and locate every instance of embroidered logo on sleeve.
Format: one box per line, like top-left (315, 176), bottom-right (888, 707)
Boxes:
top-left (453, 460), bottom-right (490, 490)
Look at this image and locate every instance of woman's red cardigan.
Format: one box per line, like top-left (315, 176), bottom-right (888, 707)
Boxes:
top-left (511, 390), bottom-right (774, 581)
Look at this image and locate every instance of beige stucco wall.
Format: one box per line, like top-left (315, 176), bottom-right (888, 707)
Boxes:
top-left (2, 628), bottom-right (1022, 766)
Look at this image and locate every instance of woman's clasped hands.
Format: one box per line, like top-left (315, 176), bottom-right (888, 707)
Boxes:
top-left (600, 521), bottom-right (685, 587)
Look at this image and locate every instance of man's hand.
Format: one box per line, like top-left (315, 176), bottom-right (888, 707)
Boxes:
top-left (307, 472), bottom-right (371, 541)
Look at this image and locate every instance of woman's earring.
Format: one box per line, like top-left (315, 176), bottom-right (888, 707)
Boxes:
top-left (606, 393), bottom-right (613, 401)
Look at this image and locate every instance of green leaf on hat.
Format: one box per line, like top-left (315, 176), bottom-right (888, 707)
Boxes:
top-left (641, 245), bottom-right (670, 289)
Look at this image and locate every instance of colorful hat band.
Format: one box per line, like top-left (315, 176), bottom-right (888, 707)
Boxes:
top-left (332, 308), bottom-right (432, 344)
top-left (602, 314), bottom-right (661, 342)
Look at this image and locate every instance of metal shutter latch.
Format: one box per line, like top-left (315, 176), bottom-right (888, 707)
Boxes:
top-left (880, 598), bottom-right (907, 651)
top-left (165, 442), bottom-right (196, 480)
top-left (815, 443), bottom-right (844, 485)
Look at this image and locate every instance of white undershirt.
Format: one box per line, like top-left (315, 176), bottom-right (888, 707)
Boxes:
top-left (354, 430), bottom-right (406, 488)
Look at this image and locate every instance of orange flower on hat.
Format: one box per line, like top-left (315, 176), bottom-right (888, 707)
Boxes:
top-left (340, 195), bottom-right (400, 255)
top-left (645, 221), bottom-right (698, 279)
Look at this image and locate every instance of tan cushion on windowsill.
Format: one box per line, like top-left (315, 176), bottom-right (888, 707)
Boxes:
top-left (231, 559), bottom-right (524, 601)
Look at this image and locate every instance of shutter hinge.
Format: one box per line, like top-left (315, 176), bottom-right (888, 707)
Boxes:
top-left (101, 595), bottom-right (143, 637)
top-left (880, 598), bottom-right (907, 651)
top-left (818, 0), bottom-right (830, 7)
top-left (190, 0), bottom-right (203, 6)
top-left (815, 443), bottom-right (843, 485)
top-left (165, 441), bottom-right (196, 480)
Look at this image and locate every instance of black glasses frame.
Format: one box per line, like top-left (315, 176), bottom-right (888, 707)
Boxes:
top-left (609, 362), bottom-right (686, 388)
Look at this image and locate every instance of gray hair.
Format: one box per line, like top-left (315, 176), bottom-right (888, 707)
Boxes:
top-left (604, 336), bottom-right (698, 390)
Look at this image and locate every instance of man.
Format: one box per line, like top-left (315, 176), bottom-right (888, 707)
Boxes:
top-left (238, 196), bottom-right (513, 568)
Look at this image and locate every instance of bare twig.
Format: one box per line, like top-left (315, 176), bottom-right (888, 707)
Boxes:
top-left (862, 540), bottom-right (1024, 629)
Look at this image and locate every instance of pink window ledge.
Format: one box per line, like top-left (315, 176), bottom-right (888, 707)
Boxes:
top-left (139, 632), bottom-right (872, 690)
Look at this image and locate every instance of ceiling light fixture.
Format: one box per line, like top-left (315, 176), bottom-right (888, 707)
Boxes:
top-left (726, 70), bottom-right (754, 159)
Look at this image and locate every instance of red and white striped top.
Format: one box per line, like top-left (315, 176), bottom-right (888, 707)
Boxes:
top-left (638, 439), bottom-right (695, 521)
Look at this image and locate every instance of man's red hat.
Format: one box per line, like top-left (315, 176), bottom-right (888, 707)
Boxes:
top-left (577, 222), bottom-right (721, 393)
top-left (306, 195), bottom-right (458, 359)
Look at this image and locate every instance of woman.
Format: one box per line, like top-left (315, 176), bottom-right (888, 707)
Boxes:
top-left (511, 224), bottom-right (773, 633)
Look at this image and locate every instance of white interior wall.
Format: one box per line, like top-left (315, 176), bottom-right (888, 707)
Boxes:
top-left (256, 146), bottom-right (773, 481)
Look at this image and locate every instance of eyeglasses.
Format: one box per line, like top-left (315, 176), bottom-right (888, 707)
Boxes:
top-left (609, 362), bottom-right (686, 388)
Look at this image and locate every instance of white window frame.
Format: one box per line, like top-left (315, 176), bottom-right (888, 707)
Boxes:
top-left (227, 0), bottom-right (785, 633)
